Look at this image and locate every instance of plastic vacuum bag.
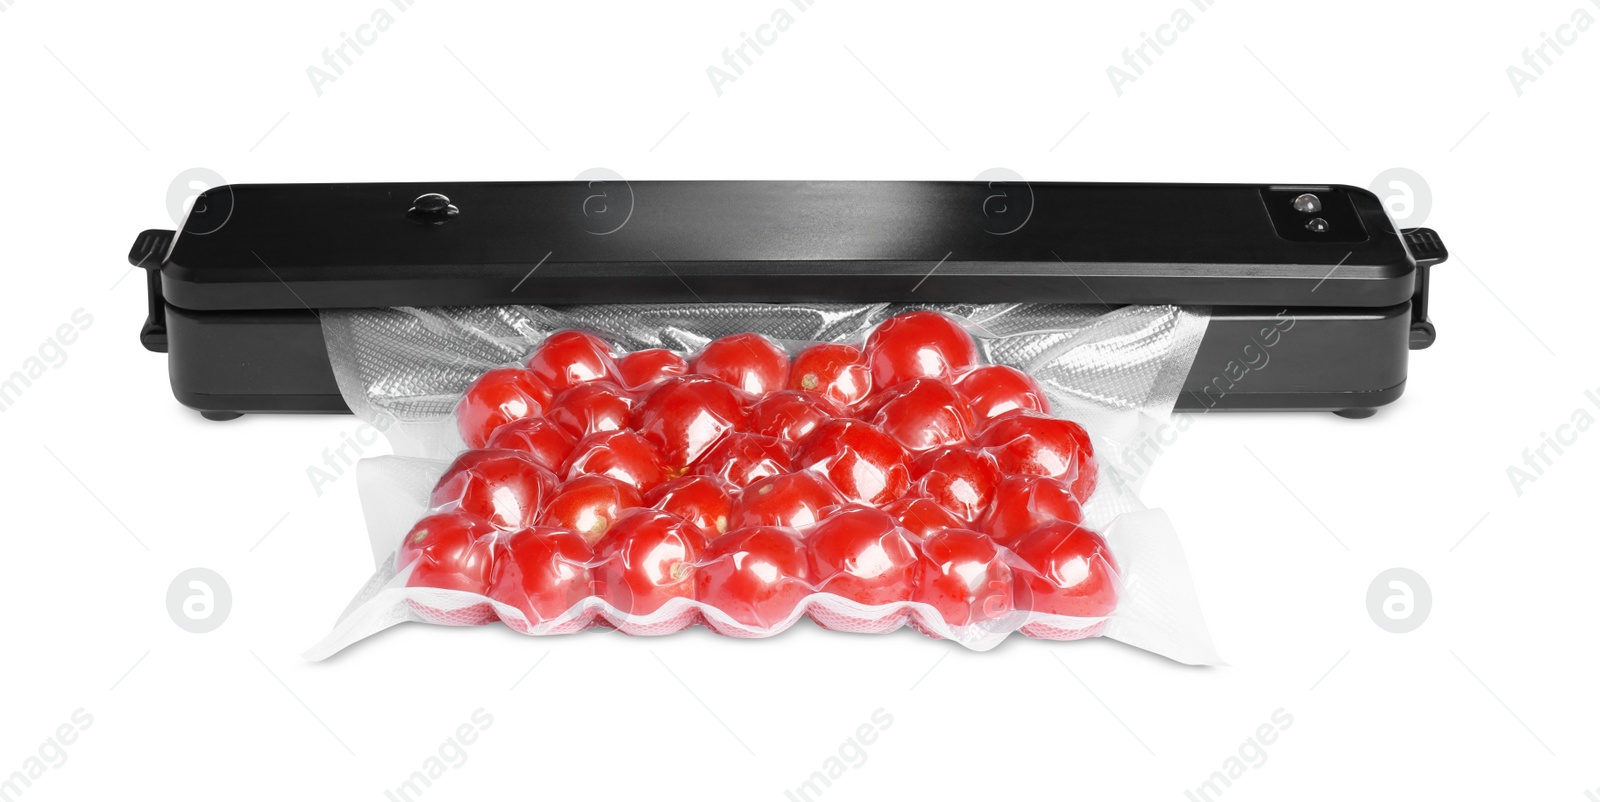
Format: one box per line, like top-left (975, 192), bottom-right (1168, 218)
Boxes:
top-left (307, 303), bottom-right (1219, 663)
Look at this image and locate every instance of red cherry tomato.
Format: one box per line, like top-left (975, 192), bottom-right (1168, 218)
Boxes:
top-left (978, 475), bottom-right (1084, 545)
top-left (617, 349), bottom-right (689, 389)
top-left (693, 432), bottom-right (793, 488)
top-left (545, 381), bottom-right (634, 439)
top-left (632, 375), bottom-right (749, 470)
top-left (591, 509), bottom-right (706, 616)
top-left (806, 506), bottom-right (919, 606)
top-left (690, 333), bottom-right (790, 395)
top-left (487, 527), bottom-right (594, 623)
top-left (484, 417), bottom-right (578, 474)
top-left (911, 447), bottom-right (1002, 520)
top-left (789, 343), bottom-right (872, 408)
top-left (865, 378), bottom-right (977, 453)
top-left (646, 475), bottom-right (735, 540)
top-left (562, 430), bottom-right (668, 493)
top-left (456, 367), bottom-right (552, 449)
top-left (430, 450), bottom-right (558, 530)
top-left (976, 410), bottom-right (1097, 500)
top-left (882, 496), bottom-right (967, 538)
top-left (748, 390), bottom-right (844, 444)
top-left (730, 472), bottom-right (844, 529)
top-left (914, 528), bottom-right (1015, 627)
top-left (526, 330), bottom-right (622, 392)
top-left (696, 527), bottom-right (813, 627)
top-left (1010, 522), bottom-right (1120, 618)
top-left (397, 510), bottom-right (499, 570)
top-left (538, 474), bottom-right (644, 545)
top-left (793, 419), bottom-right (911, 505)
top-left (402, 513), bottom-right (499, 594)
top-left (956, 365), bottom-right (1050, 422)
top-left (864, 310), bottom-right (979, 389)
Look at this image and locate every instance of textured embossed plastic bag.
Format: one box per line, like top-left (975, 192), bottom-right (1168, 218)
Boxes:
top-left (306, 303), bottom-right (1220, 663)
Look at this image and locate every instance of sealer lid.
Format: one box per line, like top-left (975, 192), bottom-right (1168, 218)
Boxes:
top-left (146, 181), bottom-right (1424, 311)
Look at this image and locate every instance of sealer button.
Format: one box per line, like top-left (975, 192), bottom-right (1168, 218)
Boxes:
top-left (407, 193), bottom-right (459, 225)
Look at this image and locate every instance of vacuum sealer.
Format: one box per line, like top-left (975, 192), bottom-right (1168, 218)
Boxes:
top-left (127, 180), bottom-right (1445, 420)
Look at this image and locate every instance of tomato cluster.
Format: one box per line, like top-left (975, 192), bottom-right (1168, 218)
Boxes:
top-left (407, 312), bottom-right (1120, 638)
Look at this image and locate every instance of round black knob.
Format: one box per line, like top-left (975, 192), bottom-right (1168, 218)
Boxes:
top-left (407, 193), bottom-right (459, 225)
top-left (1292, 193), bottom-right (1322, 213)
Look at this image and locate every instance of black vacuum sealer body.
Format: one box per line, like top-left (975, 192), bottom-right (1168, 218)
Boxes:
top-left (128, 181), bottom-right (1446, 420)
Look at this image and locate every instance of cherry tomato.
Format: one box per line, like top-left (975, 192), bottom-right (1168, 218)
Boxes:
top-left (646, 475), bottom-right (735, 540)
top-left (956, 365), bottom-right (1049, 422)
top-left (694, 432), bottom-right (793, 488)
top-left (487, 527), bottom-right (594, 623)
top-left (538, 474), bottom-right (644, 545)
top-left (806, 506), bottom-right (919, 606)
top-left (789, 343), bottom-right (872, 408)
top-left (430, 450), bottom-right (558, 530)
top-left (456, 367), bottom-right (552, 449)
top-left (914, 528), bottom-right (1015, 627)
top-left (882, 496), bottom-right (967, 538)
top-left (632, 375), bottom-right (749, 470)
top-left (592, 509), bottom-right (706, 616)
top-left (526, 330), bottom-right (621, 393)
top-left (402, 512), bottom-right (499, 594)
top-left (617, 348), bottom-right (689, 389)
top-left (484, 416), bottom-right (578, 474)
top-left (1010, 521), bottom-right (1120, 618)
top-left (793, 419), bottom-right (911, 505)
top-left (696, 527), bottom-right (813, 628)
top-left (545, 381), bottom-right (634, 439)
top-left (865, 378), bottom-right (977, 453)
top-left (976, 410), bottom-right (1097, 500)
top-left (690, 333), bottom-right (790, 395)
top-left (730, 471), bottom-right (844, 529)
top-left (562, 430), bottom-right (668, 493)
top-left (864, 310), bottom-right (979, 389)
top-left (911, 447), bottom-right (1002, 521)
top-left (748, 390), bottom-right (843, 444)
top-left (978, 474), bottom-right (1084, 545)
top-left (397, 510), bottom-right (499, 570)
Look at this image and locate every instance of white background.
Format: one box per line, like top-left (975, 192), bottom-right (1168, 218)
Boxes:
top-left (1, 1), bottom-right (1596, 799)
